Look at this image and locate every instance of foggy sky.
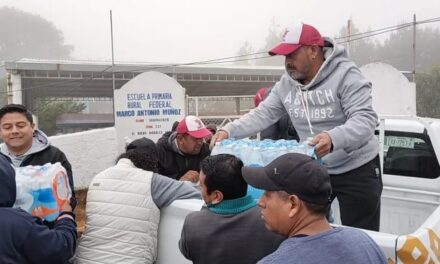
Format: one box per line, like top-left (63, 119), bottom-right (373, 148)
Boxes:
top-left (2, 0), bottom-right (440, 64)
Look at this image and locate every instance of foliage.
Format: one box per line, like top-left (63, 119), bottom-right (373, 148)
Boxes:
top-left (0, 7), bottom-right (78, 133)
top-left (36, 99), bottom-right (86, 136)
top-left (375, 25), bottom-right (440, 73)
top-left (236, 19), bottom-right (440, 117)
top-left (236, 41), bottom-right (255, 66)
top-left (416, 66), bottom-right (440, 118)
top-left (335, 21), bottom-right (381, 67)
top-left (0, 7), bottom-right (73, 62)
top-left (0, 78), bottom-right (6, 106)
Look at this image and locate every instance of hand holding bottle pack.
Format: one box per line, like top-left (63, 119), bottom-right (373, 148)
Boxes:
top-left (13, 162), bottom-right (72, 222)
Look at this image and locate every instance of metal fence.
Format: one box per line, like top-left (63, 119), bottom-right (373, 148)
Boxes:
top-left (186, 95), bottom-right (255, 128)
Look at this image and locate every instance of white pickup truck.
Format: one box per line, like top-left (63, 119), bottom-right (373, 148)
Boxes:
top-left (156, 115), bottom-right (440, 264)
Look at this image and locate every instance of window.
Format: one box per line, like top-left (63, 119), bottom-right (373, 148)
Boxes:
top-left (381, 131), bottom-right (440, 179)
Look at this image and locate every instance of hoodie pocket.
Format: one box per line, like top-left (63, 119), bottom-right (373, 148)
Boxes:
top-left (322, 148), bottom-right (353, 168)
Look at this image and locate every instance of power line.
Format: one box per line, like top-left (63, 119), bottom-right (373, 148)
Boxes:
top-left (0, 54), bottom-right (270, 95)
top-left (2, 16), bottom-right (440, 96)
top-left (336, 17), bottom-right (440, 44)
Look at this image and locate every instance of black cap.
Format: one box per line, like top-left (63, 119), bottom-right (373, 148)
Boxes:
top-left (242, 153), bottom-right (332, 205)
top-left (126, 137), bottom-right (158, 157)
top-left (0, 154), bottom-right (16, 207)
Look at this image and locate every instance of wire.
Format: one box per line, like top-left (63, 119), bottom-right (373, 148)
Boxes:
top-left (0, 54), bottom-right (271, 95)
top-left (336, 17), bottom-right (440, 44)
top-left (2, 16), bottom-right (440, 96)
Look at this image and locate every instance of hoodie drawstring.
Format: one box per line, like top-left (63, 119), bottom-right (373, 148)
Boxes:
top-left (296, 85), bottom-right (314, 135)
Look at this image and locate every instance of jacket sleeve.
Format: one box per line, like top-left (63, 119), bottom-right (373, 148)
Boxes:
top-left (222, 83), bottom-right (287, 138)
top-left (178, 217), bottom-right (192, 261)
top-left (151, 173), bottom-right (201, 208)
top-left (22, 218), bottom-right (77, 264)
top-left (326, 68), bottom-right (378, 152)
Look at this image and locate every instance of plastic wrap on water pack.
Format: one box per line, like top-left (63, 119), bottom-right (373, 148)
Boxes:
top-left (13, 162), bottom-right (72, 222)
top-left (211, 138), bottom-right (315, 166)
top-left (211, 138), bottom-right (316, 200)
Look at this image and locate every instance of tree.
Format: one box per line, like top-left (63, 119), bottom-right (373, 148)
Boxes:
top-left (255, 19), bottom-right (285, 66)
top-left (0, 7), bottom-right (82, 134)
top-left (235, 41), bottom-right (255, 66)
top-left (0, 78), bottom-right (7, 106)
top-left (235, 19), bottom-right (284, 66)
top-left (377, 24), bottom-right (440, 72)
top-left (36, 99), bottom-right (86, 136)
top-left (335, 20), bottom-right (440, 118)
top-left (0, 7), bottom-right (73, 63)
top-left (416, 66), bottom-right (440, 118)
top-left (335, 20), bottom-right (380, 67)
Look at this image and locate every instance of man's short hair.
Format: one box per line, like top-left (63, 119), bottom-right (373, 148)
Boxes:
top-left (117, 150), bottom-right (159, 173)
top-left (201, 154), bottom-right (247, 200)
top-left (277, 190), bottom-right (328, 216)
top-left (0, 104), bottom-right (33, 124)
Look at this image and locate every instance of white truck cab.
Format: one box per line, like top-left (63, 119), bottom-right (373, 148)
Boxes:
top-left (366, 116), bottom-right (440, 263)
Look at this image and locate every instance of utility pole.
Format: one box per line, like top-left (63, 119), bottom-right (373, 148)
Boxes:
top-left (110, 10), bottom-right (116, 124)
top-left (412, 14), bottom-right (416, 83)
top-left (110, 10), bottom-right (115, 90)
top-left (347, 18), bottom-right (351, 56)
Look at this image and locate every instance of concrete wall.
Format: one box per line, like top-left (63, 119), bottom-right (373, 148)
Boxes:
top-left (49, 127), bottom-right (118, 190)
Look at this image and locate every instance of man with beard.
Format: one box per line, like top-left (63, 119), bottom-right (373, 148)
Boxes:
top-left (212, 23), bottom-right (381, 231)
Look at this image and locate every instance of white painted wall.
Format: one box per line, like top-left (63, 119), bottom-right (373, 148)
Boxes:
top-left (49, 127), bottom-right (119, 190)
top-left (360, 62), bottom-right (416, 116)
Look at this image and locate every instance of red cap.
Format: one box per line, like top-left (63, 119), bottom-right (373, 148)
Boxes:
top-left (254, 87), bottom-right (268, 107)
top-left (176, 115), bottom-right (212, 138)
top-left (269, 23), bottom-right (324, 56)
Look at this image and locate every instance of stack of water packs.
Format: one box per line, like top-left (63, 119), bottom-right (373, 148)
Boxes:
top-left (211, 138), bottom-right (316, 200)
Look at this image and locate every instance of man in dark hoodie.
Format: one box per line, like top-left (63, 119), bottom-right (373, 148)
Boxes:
top-left (0, 104), bottom-right (76, 209)
top-left (156, 115), bottom-right (211, 182)
top-left (254, 87), bottom-right (299, 141)
top-left (0, 153), bottom-right (77, 264)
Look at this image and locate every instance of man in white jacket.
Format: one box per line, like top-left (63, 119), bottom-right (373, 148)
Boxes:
top-left (213, 23), bottom-right (381, 231)
top-left (75, 137), bottom-right (201, 264)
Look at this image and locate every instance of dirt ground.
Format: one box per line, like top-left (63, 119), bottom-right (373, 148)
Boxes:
top-left (74, 189), bottom-right (87, 236)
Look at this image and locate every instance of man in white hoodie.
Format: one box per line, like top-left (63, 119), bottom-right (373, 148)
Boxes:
top-left (213, 23), bottom-right (381, 231)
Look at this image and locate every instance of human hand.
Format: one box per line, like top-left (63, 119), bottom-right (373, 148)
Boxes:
top-left (180, 170), bottom-right (200, 183)
top-left (209, 130), bottom-right (229, 149)
top-left (309, 132), bottom-right (333, 157)
top-left (56, 200), bottom-right (75, 221)
top-left (60, 200), bottom-right (73, 213)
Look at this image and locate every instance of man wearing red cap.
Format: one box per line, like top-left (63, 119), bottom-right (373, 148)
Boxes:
top-left (214, 23), bottom-right (381, 231)
top-left (156, 115), bottom-right (212, 182)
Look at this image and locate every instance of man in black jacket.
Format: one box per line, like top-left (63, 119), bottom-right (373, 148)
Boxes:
top-left (0, 104), bottom-right (76, 209)
top-left (254, 87), bottom-right (299, 141)
top-left (0, 153), bottom-right (77, 264)
top-left (156, 115), bottom-right (211, 182)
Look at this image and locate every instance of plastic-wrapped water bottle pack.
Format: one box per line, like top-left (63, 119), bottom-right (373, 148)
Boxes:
top-left (211, 138), bottom-right (316, 200)
top-left (211, 138), bottom-right (316, 167)
top-left (13, 162), bottom-right (72, 222)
